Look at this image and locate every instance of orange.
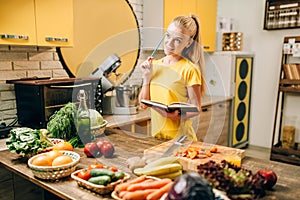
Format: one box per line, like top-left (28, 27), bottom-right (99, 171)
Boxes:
top-left (32, 155), bottom-right (52, 166)
top-left (46, 150), bottom-right (63, 162)
top-left (53, 141), bottom-right (74, 151)
top-left (52, 155), bottom-right (73, 166)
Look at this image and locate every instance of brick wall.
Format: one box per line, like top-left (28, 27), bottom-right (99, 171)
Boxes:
top-left (0, 46), bottom-right (69, 125)
top-left (0, 0), bottom-right (151, 126)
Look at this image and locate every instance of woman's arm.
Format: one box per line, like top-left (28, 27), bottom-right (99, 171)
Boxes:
top-left (138, 58), bottom-right (153, 109)
top-left (186, 84), bottom-right (202, 118)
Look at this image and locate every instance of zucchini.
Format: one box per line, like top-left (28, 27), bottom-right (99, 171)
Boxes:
top-left (88, 175), bottom-right (111, 185)
top-left (90, 168), bottom-right (115, 179)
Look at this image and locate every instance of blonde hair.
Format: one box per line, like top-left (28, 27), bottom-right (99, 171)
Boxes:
top-left (171, 14), bottom-right (205, 94)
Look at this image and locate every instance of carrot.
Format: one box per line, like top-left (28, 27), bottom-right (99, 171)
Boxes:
top-left (146, 181), bottom-right (173, 200)
top-left (115, 175), bottom-right (147, 194)
top-left (127, 178), bottom-right (172, 192)
top-left (123, 189), bottom-right (156, 200)
top-left (118, 191), bottom-right (128, 199)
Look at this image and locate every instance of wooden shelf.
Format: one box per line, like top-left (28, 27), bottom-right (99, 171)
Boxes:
top-left (271, 36), bottom-right (300, 166)
top-left (271, 146), bottom-right (300, 166)
top-left (279, 86), bottom-right (300, 93)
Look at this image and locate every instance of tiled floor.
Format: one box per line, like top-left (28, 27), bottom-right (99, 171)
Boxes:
top-left (244, 145), bottom-right (271, 160)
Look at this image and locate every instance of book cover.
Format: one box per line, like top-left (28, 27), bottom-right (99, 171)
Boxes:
top-left (141, 99), bottom-right (199, 113)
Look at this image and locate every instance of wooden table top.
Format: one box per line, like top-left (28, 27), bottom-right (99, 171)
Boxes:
top-left (1, 128), bottom-right (299, 200)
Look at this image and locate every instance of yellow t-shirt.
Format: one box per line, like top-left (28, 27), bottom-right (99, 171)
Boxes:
top-left (150, 58), bottom-right (202, 141)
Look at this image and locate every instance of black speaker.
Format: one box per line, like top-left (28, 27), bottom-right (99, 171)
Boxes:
top-left (231, 57), bottom-right (253, 148)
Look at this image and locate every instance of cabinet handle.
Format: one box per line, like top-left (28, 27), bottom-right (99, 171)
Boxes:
top-left (201, 108), bottom-right (208, 112)
top-left (49, 83), bottom-right (91, 89)
top-left (218, 103), bottom-right (225, 108)
top-left (1, 34), bottom-right (29, 40)
top-left (45, 37), bottom-right (68, 42)
top-left (203, 45), bottom-right (210, 49)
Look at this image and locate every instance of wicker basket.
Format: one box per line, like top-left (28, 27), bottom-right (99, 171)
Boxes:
top-left (71, 168), bottom-right (130, 195)
top-left (28, 150), bottom-right (80, 180)
top-left (91, 120), bottom-right (108, 137)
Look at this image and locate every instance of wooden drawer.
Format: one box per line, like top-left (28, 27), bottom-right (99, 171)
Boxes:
top-left (13, 174), bottom-right (43, 200)
top-left (193, 100), bottom-right (231, 146)
top-left (117, 120), bottom-right (151, 136)
top-left (0, 167), bottom-right (13, 200)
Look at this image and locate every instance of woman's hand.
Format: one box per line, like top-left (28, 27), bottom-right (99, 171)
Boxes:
top-left (140, 57), bottom-right (153, 84)
top-left (153, 107), bottom-right (182, 120)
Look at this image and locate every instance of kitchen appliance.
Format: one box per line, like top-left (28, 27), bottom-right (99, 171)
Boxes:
top-left (6, 77), bottom-right (101, 129)
top-left (89, 54), bottom-right (140, 115)
top-left (205, 51), bottom-right (254, 148)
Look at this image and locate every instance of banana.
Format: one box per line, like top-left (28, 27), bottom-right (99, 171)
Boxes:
top-left (134, 163), bottom-right (182, 176)
top-left (144, 156), bottom-right (179, 169)
top-left (156, 169), bottom-right (183, 180)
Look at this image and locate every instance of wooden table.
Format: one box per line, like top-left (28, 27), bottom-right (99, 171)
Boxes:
top-left (1, 128), bottom-right (299, 200)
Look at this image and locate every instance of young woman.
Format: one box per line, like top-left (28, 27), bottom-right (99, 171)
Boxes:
top-left (139, 14), bottom-right (205, 141)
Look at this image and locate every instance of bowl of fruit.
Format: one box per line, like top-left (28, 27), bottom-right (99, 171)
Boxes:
top-left (27, 150), bottom-right (80, 180)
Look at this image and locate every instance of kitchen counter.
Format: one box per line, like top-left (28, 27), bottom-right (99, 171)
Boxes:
top-left (0, 127), bottom-right (300, 200)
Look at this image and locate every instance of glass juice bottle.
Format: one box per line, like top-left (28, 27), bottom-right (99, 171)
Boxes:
top-left (77, 90), bottom-right (91, 144)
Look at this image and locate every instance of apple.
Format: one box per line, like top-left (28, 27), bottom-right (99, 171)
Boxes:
top-left (256, 169), bottom-right (277, 189)
top-left (84, 142), bottom-right (101, 158)
top-left (96, 139), bottom-right (109, 149)
top-left (100, 142), bottom-right (115, 158)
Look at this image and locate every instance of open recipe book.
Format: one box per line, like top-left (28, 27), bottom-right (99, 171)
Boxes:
top-left (141, 99), bottom-right (199, 113)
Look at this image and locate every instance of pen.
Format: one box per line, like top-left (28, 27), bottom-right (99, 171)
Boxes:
top-left (150, 34), bottom-right (166, 58)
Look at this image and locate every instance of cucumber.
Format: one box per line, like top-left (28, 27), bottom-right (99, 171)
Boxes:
top-left (88, 175), bottom-right (111, 185)
top-left (90, 168), bottom-right (115, 179)
top-left (112, 171), bottom-right (125, 181)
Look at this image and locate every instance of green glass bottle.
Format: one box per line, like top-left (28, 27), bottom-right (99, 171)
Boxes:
top-left (77, 89), bottom-right (92, 144)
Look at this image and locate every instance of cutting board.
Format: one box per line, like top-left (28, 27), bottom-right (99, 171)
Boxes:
top-left (144, 140), bottom-right (245, 172)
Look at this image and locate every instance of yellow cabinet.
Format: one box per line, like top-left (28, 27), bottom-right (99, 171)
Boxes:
top-left (35, 0), bottom-right (73, 46)
top-left (0, 0), bottom-right (73, 46)
top-left (164, 0), bottom-right (217, 52)
top-left (196, 0), bottom-right (217, 52)
top-left (0, 0), bottom-right (36, 45)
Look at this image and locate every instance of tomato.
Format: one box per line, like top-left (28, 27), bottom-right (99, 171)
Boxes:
top-left (77, 169), bottom-right (91, 181)
top-left (108, 166), bottom-right (118, 172)
top-left (88, 163), bottom-right (104, 170)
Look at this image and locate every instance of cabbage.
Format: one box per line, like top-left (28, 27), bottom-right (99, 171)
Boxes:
top-left (166, 172), bottom-right (215, 200)
top-left (89, 109), bottom-right (103, 127)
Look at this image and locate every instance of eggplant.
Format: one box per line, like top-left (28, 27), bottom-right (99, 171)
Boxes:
top-left (166, 172), bottom-right (215, 200)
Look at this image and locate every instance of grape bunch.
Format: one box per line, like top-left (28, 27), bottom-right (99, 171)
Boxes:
top-left (197, 160), bottom-right (265, 199)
